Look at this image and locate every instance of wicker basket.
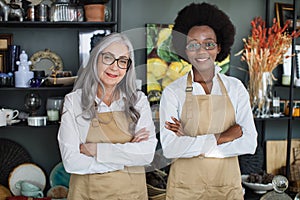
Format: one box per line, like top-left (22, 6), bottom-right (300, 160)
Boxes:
top-left (281, 147), bottom-right (300, 192)
top-left (148, 193), bottom-right (166, 200)
top-left (147, 183), bottom-right (166, 196)
top-left (147, 169), bottom-right (167, 200)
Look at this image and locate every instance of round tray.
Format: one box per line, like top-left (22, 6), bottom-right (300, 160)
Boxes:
top-left (0, 139), bottom-right (32, 187)
top-left (8, 163), bottom-right (46, 196)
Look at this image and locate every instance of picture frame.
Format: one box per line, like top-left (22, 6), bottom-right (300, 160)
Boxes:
top-left (0, 52), bottom-right (4, 72)
top-left (275, 3), bottom-right (300, 29)
top-left (146, 23), bottom-right (190, 98)
top-left (0, 34), bottom-right (12, 50)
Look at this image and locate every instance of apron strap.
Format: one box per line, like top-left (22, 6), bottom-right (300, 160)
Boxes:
top-left (217, 74), bottom-right (228, 96)
top-left (185, 72), bottom-right (194, 119)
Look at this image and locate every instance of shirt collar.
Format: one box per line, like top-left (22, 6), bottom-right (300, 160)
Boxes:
top-left (94, 91), bottom-right (127, 106)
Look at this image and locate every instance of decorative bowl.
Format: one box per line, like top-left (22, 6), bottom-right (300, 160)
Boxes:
top-left (46, 76), bottom-right (77, 86)
top-left (242, 175), bottom-right (273, 194)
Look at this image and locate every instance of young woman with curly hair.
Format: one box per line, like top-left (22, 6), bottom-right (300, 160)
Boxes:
top-left (159, 3), bottom-right (257, 199)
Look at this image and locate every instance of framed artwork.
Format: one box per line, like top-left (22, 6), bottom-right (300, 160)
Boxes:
top-left (0, 53), bottom-right (4, 72)
top-left (0, 34), bottom-right (12, 50)
top-left (146, 23), bottom-right (191, 99)
top-left (146, 23), bottom-right (230, 99)
top-left (78, 29), bottom-right (111, 67)
top-left (275, 3), bottom-right (300, 29)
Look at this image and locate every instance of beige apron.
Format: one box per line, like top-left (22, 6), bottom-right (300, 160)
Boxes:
top-left (68, 111), bottom-right (148, 200)
top-left (166, 73), bottom-right (243, 200)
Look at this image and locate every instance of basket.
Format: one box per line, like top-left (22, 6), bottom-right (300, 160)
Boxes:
top-left (147, 169), bottom-right (167, 200)
top-left (147, 183), bottom-right (166, 196)
top-left (290, 180), bottom-right (300, 192)
top-left (281, 147), bottom-right (300, 192)
top-left (148, 193), bottom-right (166, 200)
top-left (0, 139), bottom-right (32, 187)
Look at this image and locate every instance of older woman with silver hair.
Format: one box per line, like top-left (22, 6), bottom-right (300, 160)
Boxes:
top-left (58, 33), bottom-right (157, 200)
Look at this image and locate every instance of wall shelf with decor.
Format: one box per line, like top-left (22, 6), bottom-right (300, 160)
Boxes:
top-left (260, 0), bottom-right (300, 193)
top-left (0, 21), bottom-right (117, 29)
top-left (0, 0), bottom-right (120, 194)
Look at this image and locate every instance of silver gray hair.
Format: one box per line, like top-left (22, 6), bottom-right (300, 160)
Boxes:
top-left (73, 33), bottom-right (139, 130)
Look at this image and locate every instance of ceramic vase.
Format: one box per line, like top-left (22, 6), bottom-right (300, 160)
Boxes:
top-left (84, 4), bottom-right (105, 22)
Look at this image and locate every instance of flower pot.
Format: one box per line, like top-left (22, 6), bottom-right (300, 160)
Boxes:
top-left (84, 4), bottom-right (105, 22)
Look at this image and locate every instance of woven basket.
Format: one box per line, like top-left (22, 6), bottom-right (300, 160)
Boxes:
top-left (290, 180), bottom-right (300, 192)
top-left (147, 169), bottom-right (167, 199)
top-left (147, 183), bottom-right (166, 196)
top-left (280, 147), bottom-right (300, 192)
top-left (148, 193), bottom-right (166, 200)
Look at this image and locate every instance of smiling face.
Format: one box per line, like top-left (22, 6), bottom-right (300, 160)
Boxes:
top-left (97, 41), bottom-right (130, 90)
top-left (185, 25), bottom-right (220, 73)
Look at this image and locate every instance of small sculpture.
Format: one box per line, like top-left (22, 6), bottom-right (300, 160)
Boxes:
top-left (15, 50), bottom-right (34, 88)
top-left (0, 0), bottom-right (24, 21)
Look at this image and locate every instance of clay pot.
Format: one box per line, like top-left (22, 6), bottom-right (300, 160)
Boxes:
top-left (84, 4), bottom-right (105, 22)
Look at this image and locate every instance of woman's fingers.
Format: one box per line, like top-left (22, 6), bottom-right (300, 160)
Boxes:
top-left (131, 129), bottom-right (150, 142)
top-left (80, 143), bottom-right (96, 157)
top-left (171, 116), bottom-right (181, 124)
top-left (165, 119), bottom-right (185, 136)
top-left (135, 127), bottom-right (146, 135)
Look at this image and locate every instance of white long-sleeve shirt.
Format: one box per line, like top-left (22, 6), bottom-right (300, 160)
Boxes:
top-left (160, 66), bottom-right (257, 159)
top-left (58, 89), bottom-right (157, 175)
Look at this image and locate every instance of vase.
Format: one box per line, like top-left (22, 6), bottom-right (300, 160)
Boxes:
top-left (84, 4), bottom-right (105, 22)
top-left (249, 71), bottom-right (273, 118)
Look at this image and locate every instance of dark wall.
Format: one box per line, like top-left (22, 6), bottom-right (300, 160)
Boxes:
top-left (120, 0), bottom-right (265, 84)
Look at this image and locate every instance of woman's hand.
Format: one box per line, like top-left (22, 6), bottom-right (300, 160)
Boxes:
top-left (131, 127), bottom-right (150, 143)
top-left (165, 116), bottom-right (185, 136)
top-left (80, 143), bottom-right (97, 157)
top-left (217, 124), bottom-right (243, 145)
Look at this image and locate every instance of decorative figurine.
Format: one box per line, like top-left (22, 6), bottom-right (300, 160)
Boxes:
top-left (15, 50), bottom-right (33, 88)
top-left (0, 0), bottom-right (24, 21)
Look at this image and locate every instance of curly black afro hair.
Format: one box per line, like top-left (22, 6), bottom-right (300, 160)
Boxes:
top-left (172, 2), bottom-right (236, 62)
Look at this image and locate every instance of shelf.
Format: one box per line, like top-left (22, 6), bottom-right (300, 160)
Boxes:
top-left (0, 121), bottom-right (60, 129)
top-left (0, 86), bottom-right (73, 91)
top-left (0, 21), bottom-right (117, 29)
top-left (254, 116), bottom-right (290, 121)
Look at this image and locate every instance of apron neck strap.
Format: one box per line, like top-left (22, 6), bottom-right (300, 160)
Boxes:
top-left (185, 72), bottom-right (227, 95)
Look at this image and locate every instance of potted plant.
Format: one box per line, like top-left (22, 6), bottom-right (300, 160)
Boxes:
top-left (79, 0), bottom-right (109, 5)
top-left (80, 0), bottom-right (109, 22)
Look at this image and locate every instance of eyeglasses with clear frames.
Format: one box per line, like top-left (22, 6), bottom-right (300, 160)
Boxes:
top-left (186, 41), bottom-right (218, 51)
top-left (101, 52), bottom-right (132, 69)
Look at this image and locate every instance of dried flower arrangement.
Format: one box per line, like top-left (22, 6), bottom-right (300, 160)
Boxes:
top-left (240, 17), bottom-right (299, 76)
top-left (237, 17), bottom-right (300, 117)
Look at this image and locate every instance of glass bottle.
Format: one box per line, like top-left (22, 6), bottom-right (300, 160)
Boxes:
top-left (260, 175), bottom-right (292, 200)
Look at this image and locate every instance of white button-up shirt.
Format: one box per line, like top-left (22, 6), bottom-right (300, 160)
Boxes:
top-left (160, 66), bottom-right (257, 159)
top-left (58, 89), bottom-right (157, 174)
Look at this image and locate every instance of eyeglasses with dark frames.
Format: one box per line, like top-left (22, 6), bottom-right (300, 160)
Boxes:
top-left (186, 40), bottom-right (218, 51)
top-left (101, 52), bottom-right (132, 69)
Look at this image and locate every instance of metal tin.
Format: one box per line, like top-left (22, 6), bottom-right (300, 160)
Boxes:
top-left (26, 5), bottom-right (35, 21)
top-left (77, 6), bottom-right (84, 22)
top-left (27, 116), bottom-right (47, 126)
top-left (37, 4), bottom-right (49, 22)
